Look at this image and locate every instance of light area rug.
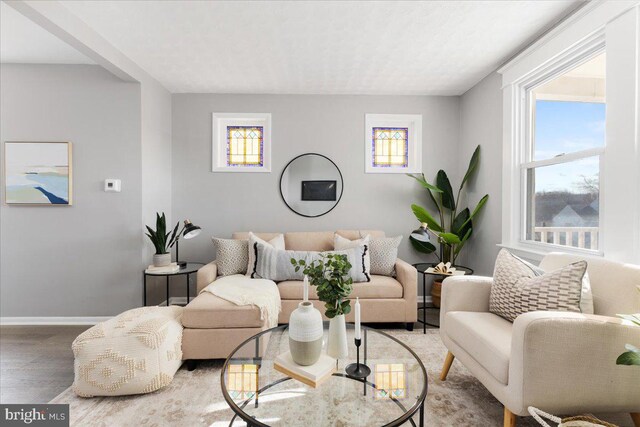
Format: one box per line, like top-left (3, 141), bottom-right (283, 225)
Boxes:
top-left (51, 329), bottom-right (631, 427)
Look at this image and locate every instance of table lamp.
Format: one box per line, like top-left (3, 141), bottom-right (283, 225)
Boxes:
top-left (410, 223), bottom-right (431, 243)
top-left (175, 219), bottom-right (202, 268)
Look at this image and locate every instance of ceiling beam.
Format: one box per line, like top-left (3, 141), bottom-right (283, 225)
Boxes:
top-left (3, 0), bottom-right (165, 89)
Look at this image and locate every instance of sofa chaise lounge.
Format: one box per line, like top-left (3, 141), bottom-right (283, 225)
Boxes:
top-left (181, 230), bottom-right (418, 363)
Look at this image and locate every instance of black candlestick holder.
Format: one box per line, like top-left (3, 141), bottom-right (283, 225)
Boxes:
top-left (345, 338), bottom-right (371, 379)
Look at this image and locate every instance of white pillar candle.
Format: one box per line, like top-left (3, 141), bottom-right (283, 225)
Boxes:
top-left (355, 297), bottom-right (361, 340)
top-left (303, 275), bottom-right (309, 302)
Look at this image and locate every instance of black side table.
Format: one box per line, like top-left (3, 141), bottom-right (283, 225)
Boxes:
top-left (413, 262), bottom-right (474, 334)
top-left (143, 262), bottom-right (204, 307)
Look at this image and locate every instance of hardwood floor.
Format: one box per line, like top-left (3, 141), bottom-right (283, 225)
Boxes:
top-left (0, 325), bottom-right (89, 404)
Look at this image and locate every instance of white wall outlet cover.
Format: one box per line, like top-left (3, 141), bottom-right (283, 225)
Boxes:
top-left (104, 179), bottom-right (121, 192)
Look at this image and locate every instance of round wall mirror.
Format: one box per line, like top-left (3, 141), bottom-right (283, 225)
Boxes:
top-left (280, 153), bottom-right (343, 218)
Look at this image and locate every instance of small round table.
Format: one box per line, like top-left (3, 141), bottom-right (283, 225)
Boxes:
top-left (142, 262), bottom-right (204, 306)
top-left (413, 263), bottom-right (474, 333)
top-left (221, 323), bottom-right (428, 427)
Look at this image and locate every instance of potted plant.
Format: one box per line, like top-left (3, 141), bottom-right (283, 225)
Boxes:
top-left (145, 212), bottom-right (180, 267)
top-left (291, 253), bottom-right (353, 358)
top-left (407, 145), bottom-right (488, 306)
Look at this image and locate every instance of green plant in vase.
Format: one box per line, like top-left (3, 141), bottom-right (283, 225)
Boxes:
top-left (291, 254), bottom-right (353, 318)
top-left (145, 212), bottom-right (180, 267)
top-left (407, 145), bottom-right (488, 265)
top-left (291, 253), bottom-right (353, 358)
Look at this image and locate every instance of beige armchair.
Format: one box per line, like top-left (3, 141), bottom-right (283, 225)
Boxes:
top-left (438, 252), bottom-right (640, 427)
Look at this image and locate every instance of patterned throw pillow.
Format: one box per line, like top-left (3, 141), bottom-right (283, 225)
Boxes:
top-left (369, 236), bottom-right (403, 276)
top-left (489, 249), bottom-right (587, 322)
top-left (212, 237), bottom-right (248, 276)
top-left (334, 234), bottom-right (371, 278)
top-left (252, 242), bottom-right (370, 283)
top-left (246, 232), bottom-right (285, 277)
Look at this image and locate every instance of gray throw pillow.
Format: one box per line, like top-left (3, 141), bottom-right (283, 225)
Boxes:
top-left (212, 237), bottom-right (248, 276)
top-left (489, 249), bottom-right (587, 322)
top-left (369, 236), bottom-right (402, 276)
top-left (252, 242), bottom-right (370, 283)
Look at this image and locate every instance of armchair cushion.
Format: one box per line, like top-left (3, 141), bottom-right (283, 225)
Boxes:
top-left (446, 311), bottom-right (513, 384)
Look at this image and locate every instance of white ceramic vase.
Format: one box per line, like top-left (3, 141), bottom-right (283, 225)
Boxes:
top-left (327, 314), bottom-right (348, 359)
top-left (153, 253), bottom-right (171, 267)
top-left (289, 301), bottom-right (323, 365)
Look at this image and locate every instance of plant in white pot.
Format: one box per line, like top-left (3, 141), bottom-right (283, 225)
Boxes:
top-left (291, 253), bottom-right (353, 359)
top-left (145, 212), bottom-right (180, 267)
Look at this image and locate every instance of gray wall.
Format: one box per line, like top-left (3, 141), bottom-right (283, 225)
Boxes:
top-left (172, 94), bottom-right (461, 270)
top-left (457, 72), bottom-right (503, 275)
top-left (0, 64), bottom-right (142, 317)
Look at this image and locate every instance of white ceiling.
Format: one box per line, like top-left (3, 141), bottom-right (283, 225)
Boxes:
top-left (0, 1), bottom-right (93, 65)
top-left (58, 0), bottom-right (581, 95)
top-left (4, 1), bottom-right (583, 95)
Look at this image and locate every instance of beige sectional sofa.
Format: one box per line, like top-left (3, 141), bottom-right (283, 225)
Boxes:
top-left (181, 230), bottom-right (417, 363)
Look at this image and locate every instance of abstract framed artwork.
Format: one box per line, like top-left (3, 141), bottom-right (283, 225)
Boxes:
top-left (211, 113), bottom-right (271, 172)
top-left (4, 141), bottom-right (73, 205)
top-left (365, 114), bottom-right (422, 173)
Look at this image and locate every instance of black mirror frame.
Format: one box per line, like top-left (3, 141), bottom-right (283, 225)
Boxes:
top-left (279, 153), bottom-right (344, 218)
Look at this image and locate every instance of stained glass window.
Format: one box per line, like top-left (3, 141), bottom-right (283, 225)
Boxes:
top-left (227, 126), bottom-right (263, 167)
top-left (372, 127), bottom-right (408, 168)
top-left (227, 364), bottom-right (258, 400)
top-left (374, 363), bottom-right (406, 399)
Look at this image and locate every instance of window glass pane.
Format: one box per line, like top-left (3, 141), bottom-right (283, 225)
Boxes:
top-left (526, 157), bottom-right (599, 250)
top-left (372, 127), bottom-right (408, 167)
top-left (227, 126), bottom-right (263, 167)
top-left (531, 53), bottom-right (605, 160)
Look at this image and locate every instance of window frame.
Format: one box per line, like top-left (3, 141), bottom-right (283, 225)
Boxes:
top-left (211, 113), bottom-right (271, 173)
top-left (502, 33), bottom-right (606, 259)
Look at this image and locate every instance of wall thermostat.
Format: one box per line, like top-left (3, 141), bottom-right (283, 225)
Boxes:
top-left (104, 179), bottom-right (121, 192)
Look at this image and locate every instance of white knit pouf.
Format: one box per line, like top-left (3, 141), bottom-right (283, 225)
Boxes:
top-left (72, 306), bottom-right (184, 397)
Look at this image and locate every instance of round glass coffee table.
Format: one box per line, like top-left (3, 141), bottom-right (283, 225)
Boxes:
top-left (221, 323), bottom-right (427, 427)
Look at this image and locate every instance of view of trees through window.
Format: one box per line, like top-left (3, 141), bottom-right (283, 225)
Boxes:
top-left (525, 53), bottom-right (605, 250)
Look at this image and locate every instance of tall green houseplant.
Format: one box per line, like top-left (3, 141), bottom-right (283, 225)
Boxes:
top-left (408, 145), bottom-right (488, 264)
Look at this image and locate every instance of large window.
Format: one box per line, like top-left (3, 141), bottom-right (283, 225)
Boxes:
top-left (523, 52), bottom-right (605, 252)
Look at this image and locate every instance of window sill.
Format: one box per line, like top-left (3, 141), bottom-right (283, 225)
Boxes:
top-left (497, 241), bottom-right (603, 264)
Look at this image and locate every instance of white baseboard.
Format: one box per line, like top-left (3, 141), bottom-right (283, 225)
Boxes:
top-left (0, 316), bottom-right (111, 326)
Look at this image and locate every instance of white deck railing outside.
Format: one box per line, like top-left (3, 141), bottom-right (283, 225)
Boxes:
top-left (533, 226), bottom-right (599, 250)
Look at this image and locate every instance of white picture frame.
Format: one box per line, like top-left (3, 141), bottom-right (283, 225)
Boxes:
top-left (364, 114), bottom-right (422, 174)
top-left (212, 113), bottom-right (272, 172)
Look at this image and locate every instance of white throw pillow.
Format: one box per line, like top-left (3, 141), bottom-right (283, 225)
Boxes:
top-left (369, 236), bottom-right (403, 276)
top-left (334, 234), bottom-right (371, 278)
top-left (246, 232), bottom-right (285, 276)
top-left (579, 272), bottom-right (594, 314)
